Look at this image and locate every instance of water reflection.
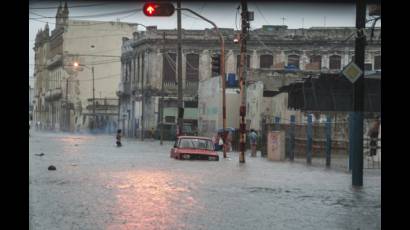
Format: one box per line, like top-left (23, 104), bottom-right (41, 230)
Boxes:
top-left (107, 170), bottom-right (199, 230)
top-left (59, 135), bottom-right (96, 154)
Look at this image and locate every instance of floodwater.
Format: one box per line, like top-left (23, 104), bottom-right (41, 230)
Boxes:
top-left (29, 132), bottom-right (381, 230)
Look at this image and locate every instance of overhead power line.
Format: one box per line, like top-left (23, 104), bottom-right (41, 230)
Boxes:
top-left (29, 18), bottom-right (136, 27)
top-left (252, 3), bottom-right (271, 25)
top-left (29, 2), bottom-right (116, 10)
top-left (30, 8), bottom-right (141, 19)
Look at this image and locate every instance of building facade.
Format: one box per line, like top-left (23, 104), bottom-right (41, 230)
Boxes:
top-left (119, 25), bottom-right (380, 137)
top-left (29, 85), bottom-right (34, 120)
top-left (32, 2), bottom-right (135, 132)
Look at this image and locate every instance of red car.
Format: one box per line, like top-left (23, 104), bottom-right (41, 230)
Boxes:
top-left (170, 136), bottom-right (219, 161)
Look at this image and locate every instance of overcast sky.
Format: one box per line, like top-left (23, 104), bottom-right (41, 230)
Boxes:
top-left (29, 1), bottom-right (380, 87)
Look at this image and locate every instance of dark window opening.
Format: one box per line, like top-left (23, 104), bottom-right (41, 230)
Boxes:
top-left (329, 55), bottom-right (341, 70)
top-left (309, 55), bottom-right (322, 70)
top-left (186, 54), bottom-right (199, 83)
top-left (211, 54), bottom-right (221, 77)
top-left (163, 53), bottom-right (176, 83)
top-left (165, 116), bottom-right (175, 123)
top-left (374, 56), bottom-right (381, 70)
top-left (184, 101), bottom-right (198, 108)
top-left (365, 63), bottom-right (372, 71)
top-left (287, 55), bottom-right (300, 68)
top-left (260, 54), bottom-right (273, 68)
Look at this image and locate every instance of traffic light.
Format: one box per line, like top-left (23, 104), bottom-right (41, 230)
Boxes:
top-left (143, 2), bottom-right (175, 16)
top-left (211, 55), bottom-right (221, 76)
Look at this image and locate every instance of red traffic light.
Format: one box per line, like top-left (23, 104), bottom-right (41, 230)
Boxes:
top-left (143, 2), bottom-right (175, 17)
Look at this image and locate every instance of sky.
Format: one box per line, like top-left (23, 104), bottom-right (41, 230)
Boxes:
top-left (29, 0), bottom-right (380, 87)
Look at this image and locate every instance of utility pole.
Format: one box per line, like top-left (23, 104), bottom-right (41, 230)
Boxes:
top-left (141, 54), bottom-right (145, 141)
top-left (160, 32), bottom-right (166, 145)
top-left (65, 78), bottom-right (69, 131)
top-left (239, 0), bottom-right (249, 163)
top-left (92, 66), bottom-right (96, 132)
top-left (351, 0), bottom-right (366, 187)
top-left (221, 35), bottom-right (226, 159)
top-left (177, 0), bottom-right (184, 137)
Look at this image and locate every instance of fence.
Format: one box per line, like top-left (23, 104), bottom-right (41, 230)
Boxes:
top-left (230, 114), bottom-right (380, 170)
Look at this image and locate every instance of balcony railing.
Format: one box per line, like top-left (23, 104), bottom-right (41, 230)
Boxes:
top-left (44, 88), bottom-right (62, 101)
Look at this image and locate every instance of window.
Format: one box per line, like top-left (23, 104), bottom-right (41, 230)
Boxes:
top-left (186, 54), bottom-right (199, 82)
top-left (133, 59), bottom-right (136, 82)
top-left (163, 53), bottom-right (176, 83)
top-left (365, 63), bottom-right (372, 71)
top-left (137, 56), bottom-right (140, 85)
top-left (237, 55), bottom-right (250, 73)
top-left (211, 54), bottom-right (221, 77)
top-left (165, 116), bottom-right (175, 123)
top-left (329, 55), bottom-right (341, 70)
top-left (184, 101), bottom-right (198, 108)
top-left (374, 56), bottom-right (381, 70)
top-left (260, 54), bottom-right (273, 68)
top-left (287, 55), bottom-right (300, 68)
top-left (309, 55), bottom-right (322, 69)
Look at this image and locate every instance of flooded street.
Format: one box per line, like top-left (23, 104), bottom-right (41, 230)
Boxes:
top-left (29, 132), bottom-right (380, 230)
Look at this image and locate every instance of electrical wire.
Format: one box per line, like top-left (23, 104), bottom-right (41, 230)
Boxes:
top-left (29, 17), bottom-right (125, 27)
top-left (253, 3), bottom-right (270, 25)
top-left (30, 72), bottom-right (121, 82)
top-left (235, 5), bottom-right (240, 30)
top-left (30, 8), bottom-right (142, 19)
top-left (29, 2), bottom-right (117, 10)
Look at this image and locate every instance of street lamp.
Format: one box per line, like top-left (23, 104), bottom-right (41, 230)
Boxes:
top-left (177, 7), bottom-right (227, 158)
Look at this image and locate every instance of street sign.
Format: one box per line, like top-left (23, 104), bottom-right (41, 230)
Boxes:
top-left (342, 61), bottom-right (363, 83)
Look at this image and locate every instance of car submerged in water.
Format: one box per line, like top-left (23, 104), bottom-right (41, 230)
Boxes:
top-left (170, 136), bottom-right (219, 161)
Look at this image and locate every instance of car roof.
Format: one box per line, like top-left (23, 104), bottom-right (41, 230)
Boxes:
top-left (178, 136), bottom-right (212, 140)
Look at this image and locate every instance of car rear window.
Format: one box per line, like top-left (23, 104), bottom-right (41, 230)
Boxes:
top-left (178, 138), bottom-right (213, 150)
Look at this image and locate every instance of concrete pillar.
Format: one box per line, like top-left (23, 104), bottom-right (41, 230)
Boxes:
top-left (225, 50), bottom-right (235, 74)
top-left (251, 50), bottom-right (258, 69)
top-left (199, 50), bottom-right (211, 81)
top-left (300, 51), bottom-right (309, 70)
top-left (322, 54), bottom-right (329, 69)
top-left (182, 51), bottom-right (186, 89)
top-left (278, 51), bottom-right (286, 65)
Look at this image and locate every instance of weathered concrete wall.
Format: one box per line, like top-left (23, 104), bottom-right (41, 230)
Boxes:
top-left (198, 77), bottom-right (241, 137)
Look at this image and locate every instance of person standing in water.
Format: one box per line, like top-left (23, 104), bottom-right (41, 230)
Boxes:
top-left (116, 129), bottom-right (122, 147)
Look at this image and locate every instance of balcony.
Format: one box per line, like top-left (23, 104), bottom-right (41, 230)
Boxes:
top-left (44, 88), bottom-right (62, 101)
top-left (86, 98), bottom-right (119, 114)
top-left (46, 54), bottom-right (63, 69)
top-left (116, 82), bottom-right (131, 97)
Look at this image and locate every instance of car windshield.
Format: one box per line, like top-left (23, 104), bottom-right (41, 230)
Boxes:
top-left (178, 138), bottom-right (214, 150)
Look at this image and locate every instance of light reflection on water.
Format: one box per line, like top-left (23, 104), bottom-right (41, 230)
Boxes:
top-left (106, 170), bottom-right (200, 230)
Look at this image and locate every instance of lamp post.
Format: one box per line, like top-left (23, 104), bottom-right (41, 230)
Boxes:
top-left (177, 7), bottom-right (226, 158)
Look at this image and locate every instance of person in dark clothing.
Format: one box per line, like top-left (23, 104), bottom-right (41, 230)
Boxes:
top-left (116, 129), bottom-right (122, 147)
top-left (368, 117), bottom-right (380, 156)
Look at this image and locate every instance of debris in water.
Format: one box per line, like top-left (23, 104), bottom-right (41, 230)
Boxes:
top-left (48, 165), bottom-right (56, 171)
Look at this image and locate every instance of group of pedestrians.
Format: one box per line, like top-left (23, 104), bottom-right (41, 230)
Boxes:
top-left (212, 129), bottom-right (259, 156)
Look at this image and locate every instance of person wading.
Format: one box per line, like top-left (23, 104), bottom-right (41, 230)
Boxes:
top-left (116, 129), bottom-right (122, 147)
top-left (249, 129), bottom-right (257, 157)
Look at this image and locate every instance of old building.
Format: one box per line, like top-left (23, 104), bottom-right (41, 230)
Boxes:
top-left (119, 25), bottom-right (380, 137)
top-left (32, 2), bottom-right (135, 132)
top-left (29, 85), bottom-right (34, 120)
